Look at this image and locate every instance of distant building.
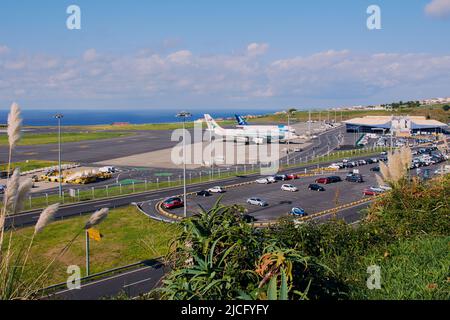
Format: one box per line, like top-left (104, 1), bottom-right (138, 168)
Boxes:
top-left (112, 122), bottom-right (130, 126)
top-left (344, 116), bottom-right (448, 136)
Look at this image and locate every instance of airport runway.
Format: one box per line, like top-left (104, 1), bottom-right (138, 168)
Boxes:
top-left (0, 130), bottom-right (177, 164)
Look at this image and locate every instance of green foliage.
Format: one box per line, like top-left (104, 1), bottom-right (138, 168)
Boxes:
top-left (157, 174), bottom-right (449, 300)
top-left (156, 200), bottom-right (322, 300)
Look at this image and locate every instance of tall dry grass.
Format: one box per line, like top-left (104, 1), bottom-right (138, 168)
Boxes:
top-left (0, 102), bottom-right (111, 299)
top-left (377, 147), bottom-right (413, 186)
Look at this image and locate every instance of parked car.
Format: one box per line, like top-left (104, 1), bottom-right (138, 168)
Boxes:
top-left (308, 184), bottom-right (325, 191)
top-left (275, 174), bottom-right (288, 181)
top-left (281, 184), bottom-right (298, 192)
top-left (363, 188), bottom-right (382, 196)
top-left (315, 176), bottom-right (341, 184)
top-left (207, 186), bottom-right (225, 193)
top-left (256, 178), bottom-right (270, 184)
top-left (346, 174), bottom-right (364, 183)
top-left (0, 185), bottom-right (6, 194)
top-left (162, 197), bottom-right (184, 209)
top-left (370, 166), bottom-right (380, 172)
top-left (266, 176), bottom-right (277, 183)
top-left (290, 207), bottom-right (307, 217)
top-left (286, 174), bottom-right (297, 180)
top-left (247, 198), bottom-right (268, 207)
top-left (196, 190), bottom-right (211, 197)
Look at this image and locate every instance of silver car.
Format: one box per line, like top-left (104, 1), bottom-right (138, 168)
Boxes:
top-left (247, 198), bottom-right (268, 207)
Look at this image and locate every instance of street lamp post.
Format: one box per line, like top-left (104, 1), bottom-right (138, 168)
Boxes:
top-left (176, 111), bottom-right (192, 219)
top-left (55, 114), bottom-right (64, 197)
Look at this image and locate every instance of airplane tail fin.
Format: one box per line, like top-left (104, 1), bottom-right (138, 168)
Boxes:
top-left (235, 114), bottom-right (248, 126)
top-left (204, 114), bottom-right (222, 132)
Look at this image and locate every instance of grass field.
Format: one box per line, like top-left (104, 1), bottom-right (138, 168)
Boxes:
top-left (67, 120), bottom-right (236, 131)
top-left (0, 132), bottom-right (133, 146)
top-left (8, 206), bottom-right (180, 287)
top-left (251, 105), bottom-right (450, 124)
top-left (347, 236), bottom-right (450, 300)
top-left (0, 160), bottom-right (70, 172)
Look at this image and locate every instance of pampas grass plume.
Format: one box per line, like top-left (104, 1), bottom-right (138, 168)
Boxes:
top-left (34, 203), bottom-right (60, 235)
top-left (7, 102), bottom-right (22, 149)
top-left (85, 208), bottom-right (109, 229)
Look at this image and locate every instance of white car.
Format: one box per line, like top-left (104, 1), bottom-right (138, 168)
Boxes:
top-left (208, 186), bottom-right (225, 193)
top-left (266, 176), bottom-right (277, 183)
top-left (256, 178), bottom-right (270, 184)
top-left (281, 184), bottom-right (298, 192)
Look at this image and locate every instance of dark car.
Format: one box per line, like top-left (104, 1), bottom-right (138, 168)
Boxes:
top-left (346, 174), bottom-right (364, 183)
top-left (275, 174), bottom-right (288, 181)
top-left (315, 176), bottom-right (341, 184)
top-left (309, 184), bottom-right (325, 191)
top-left (162, 197), bottom-right (184, 210)
top-left (196, 190), bottom-right (211, 197)
top-left (370, 166), bottom-right (380, 172)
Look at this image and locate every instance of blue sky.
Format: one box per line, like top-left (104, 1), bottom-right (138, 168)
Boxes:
top-left (0, 0), bottom-right (450, 110)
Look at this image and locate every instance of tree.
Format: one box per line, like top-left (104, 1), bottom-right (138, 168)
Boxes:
top-left (443, 105), bottom-right (450, 112)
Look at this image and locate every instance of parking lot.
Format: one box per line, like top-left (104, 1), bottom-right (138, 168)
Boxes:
top-left (167, 162), bottom-right (382, 221)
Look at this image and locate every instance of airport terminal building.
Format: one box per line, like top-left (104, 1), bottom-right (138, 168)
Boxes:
top-left (344, 116), bottom-right (448, 136)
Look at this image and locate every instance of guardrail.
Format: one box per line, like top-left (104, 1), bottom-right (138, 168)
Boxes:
top-left (40, 259), bottom-right (163, 297)
top-left (251, 194), bottom-right (384, 228)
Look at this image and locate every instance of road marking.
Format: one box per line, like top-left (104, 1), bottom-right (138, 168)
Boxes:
top-left (123, 277), bottom-right (153, 289)
top-left (49, 265), bottom-right (157, 296)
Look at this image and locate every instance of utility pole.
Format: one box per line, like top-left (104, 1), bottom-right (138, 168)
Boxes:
top-left (55, 114), bottom-right (64, 197)
top-left (176, 111), bottom-right (192, 219)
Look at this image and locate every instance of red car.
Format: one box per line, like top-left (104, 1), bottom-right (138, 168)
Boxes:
top-left (286, 174), bottom-right (297, 180)
top-left (363, 188), bottom-right (382, 196)
top-left (162, 197), bottom-right (184, 209)
top-left (315, 177), bottom-right (331, 184)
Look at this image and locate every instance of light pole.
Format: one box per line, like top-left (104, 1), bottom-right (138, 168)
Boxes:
top-left (286, 110), bottom-right (292, 166)
top-left (176, 111), bottom-right (191, 219)
top-left (55, 114), bottom-right (64, 197)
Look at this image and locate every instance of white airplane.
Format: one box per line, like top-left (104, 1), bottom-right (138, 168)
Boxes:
top-left (235, 114), bottom-right (296, 133)
top-left (204, 114), bottom-right (299, 144)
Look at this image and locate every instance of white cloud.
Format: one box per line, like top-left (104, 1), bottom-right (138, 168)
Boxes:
top-left (247, 43), bottom-right (269, 56)
top-left (425, 0), bottom-right (450, 18)
top-left (1, 43), bottom-right (450, 108)
top-left (0, 45), bottom-right (10, 55)
top-left (83, 49), bottom-right (98, 62)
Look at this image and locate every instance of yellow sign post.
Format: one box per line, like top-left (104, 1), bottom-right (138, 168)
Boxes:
top-left (87, 228), bottom-right (102, 242)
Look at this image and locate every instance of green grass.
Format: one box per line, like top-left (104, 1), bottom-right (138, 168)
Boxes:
top-left (0, 160), bottom-right (67, 172)
top-left (8, 206), bottom-right (181, 287)
top-left (0, 132), bottom-right (134, 146)
top-left (69, 120), bottom-right (236, 131)
top-left (249, 104), bottom-right (450, 124)
top-left (347, 236), bottom-right (450, 300)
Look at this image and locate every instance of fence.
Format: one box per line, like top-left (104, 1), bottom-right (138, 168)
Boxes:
top-left (5, 145), bottom-right (388, 213)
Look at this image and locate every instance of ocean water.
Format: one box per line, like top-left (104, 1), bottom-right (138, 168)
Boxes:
top-left (0, 108), bottom-right (280, 126)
